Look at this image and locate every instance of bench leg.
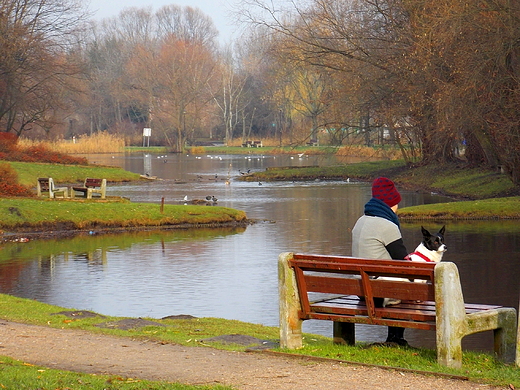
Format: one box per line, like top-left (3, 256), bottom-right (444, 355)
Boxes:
top-left (279, 252), bottom-right (303, 349)
top-left (494, 308), bottom-right (517, 365)
top-left (437, 335), bottom-right (463, 369)
top-left (435, 262), bottom-right (466, 368)
top-left (333, 322), bottom-right (355, 345)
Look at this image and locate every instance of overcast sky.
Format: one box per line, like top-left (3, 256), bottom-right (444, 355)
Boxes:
top-left (87, 0), bottom-right (240, 43)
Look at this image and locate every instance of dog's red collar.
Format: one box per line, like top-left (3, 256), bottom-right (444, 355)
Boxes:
top-left (405, 251), bottom-right (433, 262)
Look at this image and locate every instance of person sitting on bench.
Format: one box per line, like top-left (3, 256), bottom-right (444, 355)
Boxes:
top-left (351, 177), bottom-right (409, 346)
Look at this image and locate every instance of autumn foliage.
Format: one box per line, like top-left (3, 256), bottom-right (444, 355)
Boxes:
top-left (0, 163), bottom-right (34, 197)
top-left (0, 133), bottom-right (87, 197)
top-left (0, 133), bottom-right (87, 165)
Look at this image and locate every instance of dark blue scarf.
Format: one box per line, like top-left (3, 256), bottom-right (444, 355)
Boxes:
top-left (364, 197), bottom-right (400, 228)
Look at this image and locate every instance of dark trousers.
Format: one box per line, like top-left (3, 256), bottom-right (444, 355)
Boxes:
top-left (373, 297), bottom-right (406, 342)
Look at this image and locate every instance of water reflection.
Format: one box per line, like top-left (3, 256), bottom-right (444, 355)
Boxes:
top-left (0, 153), bottom-right (518, 353)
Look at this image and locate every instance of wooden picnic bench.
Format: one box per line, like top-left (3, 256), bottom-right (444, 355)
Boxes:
top-left (72, 178), bottom-right (106, 199)
top-left (241, 140), bottom-right (263, 147)
top-left (279, 252), bottom-right (518, 368)
top-left (37, 178), bottom-right (68, 198)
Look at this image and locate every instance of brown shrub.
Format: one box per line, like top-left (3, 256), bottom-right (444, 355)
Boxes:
top-left (22, 144), bottom-right (87, 164)
top-left (0, 163), bottom-right (34, 197)
top-left (0, 141), bottom-right (87, 165)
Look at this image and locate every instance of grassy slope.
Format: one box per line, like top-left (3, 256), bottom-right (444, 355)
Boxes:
top-left (244, 160), bottom-right (517, 200)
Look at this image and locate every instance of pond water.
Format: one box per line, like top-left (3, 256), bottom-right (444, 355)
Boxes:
top-left (1, 153), bottom-right (518, 352)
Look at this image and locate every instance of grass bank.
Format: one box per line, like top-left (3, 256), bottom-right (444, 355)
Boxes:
top-left (398, 197), bottom-right (520, 220)
top-left (242, 160), bottom-right (515, 199)
top-left (0, 294), bottom-right (517, 388)
top-left (0, 198), bottom-right (247, 234)
top-left (2, 160), bottom-right (248, 237)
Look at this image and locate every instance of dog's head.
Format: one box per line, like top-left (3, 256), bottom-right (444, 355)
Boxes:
top-left (421, 225), bottom-right (447, 254)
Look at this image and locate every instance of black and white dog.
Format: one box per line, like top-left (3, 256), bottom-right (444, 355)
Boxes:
top-left (405, 225), bottom-right (447, 263)
top-left (383, 226), bottom-right (446, 306)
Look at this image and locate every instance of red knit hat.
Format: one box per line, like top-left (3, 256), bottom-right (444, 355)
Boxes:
top-left (372, 177), bottom-right (401, 207)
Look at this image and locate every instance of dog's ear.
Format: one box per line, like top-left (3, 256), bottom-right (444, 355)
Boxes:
top-left (439, 225), bottom-right (446, 236)
top-left (421, 226), bottom-right (431, 237)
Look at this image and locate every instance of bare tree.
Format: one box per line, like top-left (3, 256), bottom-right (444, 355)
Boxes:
top-left (156, 5), bottom-right (219, 48)
top-left (0, 0), bottom-right (90, 136)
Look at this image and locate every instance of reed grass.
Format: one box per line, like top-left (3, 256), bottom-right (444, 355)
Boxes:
top-left (336, 144), bottom-right (403, 160)
top-left (19, 132), bottom-right (126, 154)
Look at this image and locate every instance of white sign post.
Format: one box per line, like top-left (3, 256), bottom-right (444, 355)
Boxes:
top-left (143, 128), bottom-right (151, 147)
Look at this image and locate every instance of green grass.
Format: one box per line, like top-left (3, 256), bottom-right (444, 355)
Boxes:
top-left (9, 161), bottom-right (141, 187)
top-left (0, 294), bottom-right (518, 388)
top-left (399, 197), bottom-right (520, 220)
top-left (0, 294), bottom-right (279, 351)
top-left (0, 198), bottom-right (247, 230)
top-left (393, 163), bottom-right (515, 199)
top-left (283, 341), bottom-right (520, 387)
top-left (0, 356), bottom-right (231, 390)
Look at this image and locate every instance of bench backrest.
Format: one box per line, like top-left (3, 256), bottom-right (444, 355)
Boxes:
top-left (84, 178), bottom-right (103, 188)
top-left (290, 253), bottom-right (436, 317)
top-left (37, 177), bottom-right (60, 192)
top-left (37, 178), bottom-right (51, 191)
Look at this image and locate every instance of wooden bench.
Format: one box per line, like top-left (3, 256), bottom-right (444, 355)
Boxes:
top-left (72, 178), bottom-right (106, 199)
top-left (279, 252), bottom-right (518, 368)
top-left (306, 139), bottom-right (318, 146)
top-left (36, 178), bottom-right (68, 198)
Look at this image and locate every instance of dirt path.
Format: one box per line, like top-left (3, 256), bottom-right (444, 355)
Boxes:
top-left (0, 320), bottom-right (506, 389)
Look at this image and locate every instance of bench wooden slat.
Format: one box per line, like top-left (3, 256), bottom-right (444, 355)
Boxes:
top-left (310, 297), bottom-right (503, 318)
top-left (303, 312), bottom-right (437, 330)
top-left (370, 279), bottom-right (435, 301)
top-left (291, 258), bottom-right (436, 277)
top-left (305, 275), bottom-right (434, 302)
top-left (305, 275), bottom-right (363, 296)
top-left (309, 297), bottom-right (437, 324)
